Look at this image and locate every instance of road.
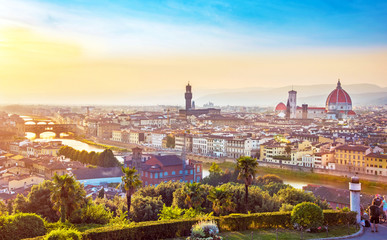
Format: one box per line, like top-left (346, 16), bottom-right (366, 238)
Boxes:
top-left (353, 221), bottom-right (387, 240)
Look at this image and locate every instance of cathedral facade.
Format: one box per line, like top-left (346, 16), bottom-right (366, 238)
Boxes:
top-left (274, 80), bottom-right (355, 120)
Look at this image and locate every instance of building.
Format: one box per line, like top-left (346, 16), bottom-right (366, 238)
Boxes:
top-left (365, 153), bottom-right (387, 176)
top-left (286, 90), bottom-right (297, 119)
top-left (179, 83), bottom-right (221, 119)
top-left (334, 145), bottom-right (369, 173)
top-left (97, 123), bottom-right (120, 140)
top-left (140, 155), bottom-right (202, 186)
top-left (326, 80), bottom-right (355, 119)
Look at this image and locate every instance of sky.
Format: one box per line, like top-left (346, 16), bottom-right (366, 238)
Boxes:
top-left (0, 0), bottom-right (386, 105)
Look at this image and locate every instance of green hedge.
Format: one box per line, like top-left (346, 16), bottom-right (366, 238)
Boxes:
top-left (323, 210), bottom-right (357, 225)
top-left (0, 213), bottom-right (46, 240)
top-left (83, 219), bottom-right (198, 240)
top-left (218, 212), bottom-right (292, 231)
top-left (71, 210), bottom-right (357, 240)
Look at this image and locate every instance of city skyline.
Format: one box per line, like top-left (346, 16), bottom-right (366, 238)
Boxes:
top-left (0, 0), bottom-right (386, 105)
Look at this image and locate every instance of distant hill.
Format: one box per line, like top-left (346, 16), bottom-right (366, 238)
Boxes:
top-left (195, 84), bottom-right (387, 107)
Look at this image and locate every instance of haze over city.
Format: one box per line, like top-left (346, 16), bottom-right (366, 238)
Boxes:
top-left (0, 0), bottom-right (386, 105)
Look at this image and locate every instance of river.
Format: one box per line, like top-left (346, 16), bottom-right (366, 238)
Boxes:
top-left (202, 170), bottom-right (307, 189)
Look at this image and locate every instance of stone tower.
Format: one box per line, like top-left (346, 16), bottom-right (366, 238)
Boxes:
top-left (132, 147), bottom-right (143, 176)
top-left (287, 89), bottom-right (297, 119)
top-left (185, 83), bottom-right (192, 111)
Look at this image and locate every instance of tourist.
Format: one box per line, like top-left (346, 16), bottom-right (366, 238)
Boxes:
top-left (383, 195), bottom-right (387, 220)
top-left (373, 194), bottom-right (382, 208)
top-left (369, 199), bottom-right (380, 232)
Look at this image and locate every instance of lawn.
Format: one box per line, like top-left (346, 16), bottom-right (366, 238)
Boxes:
top-left (166, 225), bottom-right (358, 240)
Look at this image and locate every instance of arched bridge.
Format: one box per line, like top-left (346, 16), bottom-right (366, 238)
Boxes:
top-left (25, 124), bottom-right (77, 138)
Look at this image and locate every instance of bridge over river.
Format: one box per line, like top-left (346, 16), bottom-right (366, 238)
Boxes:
top-left (23, 118), bottom-right (77, 138)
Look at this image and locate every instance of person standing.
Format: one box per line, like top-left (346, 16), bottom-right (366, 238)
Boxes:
top-left (383, 195), bottom-right (387, 220)
top-left (369, 199), bottom-right (380, 232)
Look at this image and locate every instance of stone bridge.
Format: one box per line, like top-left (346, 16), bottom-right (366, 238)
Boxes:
top-left (25, 123), bottom-right (77, 138)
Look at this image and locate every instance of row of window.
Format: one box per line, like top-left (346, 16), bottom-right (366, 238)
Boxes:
top-left (143, 169), bottom-right (200, 179)
top-left (366, 158), bottom-right (384, 162)
top-left (337, 150), bottom-right (363, 154)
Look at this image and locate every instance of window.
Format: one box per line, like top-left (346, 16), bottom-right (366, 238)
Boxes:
top-left (160, 172), bottom-right (163, 178)
top-left (150, 173), bottom-right (153, 179)
top-left (197, 176), bottom-right (200, 182)
top-left (190, 180), bottom-right (193, 183)
top-left (185, 170), bottom-right (188, 174)
top-left (145, 172), bottom-right (148, 177)
top-left (155, 173), bottom-right (158, 179)
top-left (164, 171), bottom-right (168, 176)
top-left (179, 170), bottom-right (183, 174)
top-left (172, 171), bottom-right (176, 175)
top-left (190, 170), bottom-right (193, 175)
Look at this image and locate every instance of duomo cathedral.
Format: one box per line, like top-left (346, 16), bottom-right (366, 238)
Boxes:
top-left (275, 80), bottom-right (356, 120)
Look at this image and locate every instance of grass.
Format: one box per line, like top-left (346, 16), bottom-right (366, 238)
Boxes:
top-left (166, 225), bottom-right (358, 240)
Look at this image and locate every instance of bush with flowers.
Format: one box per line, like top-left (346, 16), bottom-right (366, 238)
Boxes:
top-left (187, 220), bottom-right (223, 240)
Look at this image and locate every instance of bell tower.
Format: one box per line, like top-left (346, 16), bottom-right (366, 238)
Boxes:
top-left (185, 83), bottom-right (192, 111)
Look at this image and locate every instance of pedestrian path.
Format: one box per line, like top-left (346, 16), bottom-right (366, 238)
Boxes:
top-left (352, 222), bottom-right (387, 240)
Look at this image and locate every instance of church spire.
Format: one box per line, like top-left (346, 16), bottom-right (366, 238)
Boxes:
top-left (337, 79), bottom-right (341, 89)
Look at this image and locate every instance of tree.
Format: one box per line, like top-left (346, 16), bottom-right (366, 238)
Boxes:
top-left (51, 174), bottom-right (85, 222)
top-left (276, 187), bottom-right (315, 206)
top-left (256, 174), bottom-right (283, 186)
top-left (236, 156), bottom-right (258, 213)
top-left (98, 188), bottom-right (105, 199)
top-left (121, 166), bottom-right (142, 220)
top-left (166, 135), bottom-right (175, 148)
top-left (182, 182), bottom-right (205, 209)
top-left (13, 194), bottom-right (28, 213)
top-left (285, 144), bottom-right (292, 156)
top-left (0, 200), bottom-right (7, 215)
top-left (262, 182), bottom-right (291, 197)
top-left (207, 186), bottom-right (235, 216)
top-left (26, 180), bottom-right (58, 222)
top-left (130, 195), bottom-right (163, 222)
top-left (209, 162), bottom-right (223, 176)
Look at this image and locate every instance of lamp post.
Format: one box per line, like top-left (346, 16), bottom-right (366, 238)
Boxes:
top-left (349, 176), bottom-right (361, 223)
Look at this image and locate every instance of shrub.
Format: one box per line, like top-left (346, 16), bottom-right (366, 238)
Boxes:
top-left (187, 220), bottom-right (222, 240)
top-left (45, 228), bottom-right (82, 240)
top-left (218, 212), bottom-right (292, 231)
top-left (70, 204), bottom-right (112, 224)
top-left (323, 210), bottom-right (357, 225)
top-left (0, 213), bottom-right (46, 240)
top-left (82, 210), bottom-right (356, 239)
top-left (279, 203), bottom-right (294, 212)
top-left (291, 202), bottom-right (323, 230)
top-left (83, 219), bottom-right (199, 240)
top-left (130, 195), bottom-right (163, 222)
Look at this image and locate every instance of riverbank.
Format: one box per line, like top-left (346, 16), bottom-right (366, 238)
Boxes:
top-left (204, 162), bottom-right (387, 195)
top-left (74, 137), bottom-right (129, 152)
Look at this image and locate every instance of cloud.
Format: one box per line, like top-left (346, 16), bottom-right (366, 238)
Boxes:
top-left (0, 0), bottom-right (313, 56)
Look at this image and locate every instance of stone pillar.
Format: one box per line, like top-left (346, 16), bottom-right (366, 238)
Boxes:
top-left (349, 176), bottom-right (361, 223)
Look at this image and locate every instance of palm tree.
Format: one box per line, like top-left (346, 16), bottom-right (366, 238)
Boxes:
top-left (183, 182), bottom-right (204, 209)
top-left (236, 156), bottom-right (258, 213)
top-left (51, 174), bottom-right (84, 222)
top-left (207, 186), bottom-right (235, 216)
top-left (121, 166), bottom-right (142, 220)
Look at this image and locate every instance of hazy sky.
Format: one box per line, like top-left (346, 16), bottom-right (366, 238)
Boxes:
top-left (0, 0), bottom-right (386, 105)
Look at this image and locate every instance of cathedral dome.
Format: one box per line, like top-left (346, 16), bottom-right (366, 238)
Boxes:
top-left (275, 102), bottom-right (287, 111)
top-left (326, 80), bottom-right (352, 106)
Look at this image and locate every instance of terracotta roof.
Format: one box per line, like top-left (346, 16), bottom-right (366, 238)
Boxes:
top-left (326, 80), bottom-right (352, 106)
top-left (72, 167), bottom-right (123, 180)
top-left (275, 102), bottom-right (287, 111)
